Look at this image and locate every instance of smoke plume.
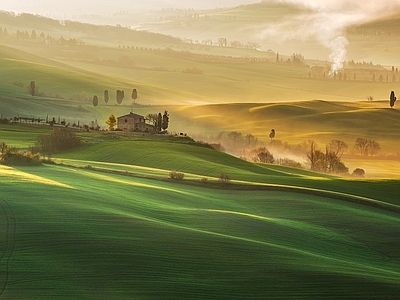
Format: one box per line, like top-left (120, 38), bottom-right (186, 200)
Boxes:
top-left (259, 0), bottom-right (400, 74)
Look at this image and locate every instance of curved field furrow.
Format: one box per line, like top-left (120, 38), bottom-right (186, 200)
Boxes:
top-left (0, 197), bottom-right (16, 297)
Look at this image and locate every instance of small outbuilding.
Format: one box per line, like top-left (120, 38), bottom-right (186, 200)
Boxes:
top-left (117, 112), bottom-right (155, 132)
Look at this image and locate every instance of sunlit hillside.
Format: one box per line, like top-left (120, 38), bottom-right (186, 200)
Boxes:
top-left (1, 125), bottom-right (400, 298)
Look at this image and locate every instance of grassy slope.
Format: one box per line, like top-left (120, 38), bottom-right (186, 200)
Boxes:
top-left (55, 135), bottom-right (400, 207)
top-left (1, 164), bottom-right (399, 299)
top-left (172, 100), bottom-right (400, 152)
top-left (1, 124), bottom-right (399, 298)
top-left (1, 123), bottom-right (399, 204)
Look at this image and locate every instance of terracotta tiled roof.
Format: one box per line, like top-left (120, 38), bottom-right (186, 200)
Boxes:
top-left (118, 112), bottom-right (144, 119)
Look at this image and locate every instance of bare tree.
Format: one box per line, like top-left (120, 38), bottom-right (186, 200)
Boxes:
top-left (354, 138), bottom-right (369, 156)
top-left (328, 140), bottom-right (348, 158)
top-left (227, 131), bottom-right (243, 147)
top-left (245, 134), bottom-right (258, 147)
top-left (252, 147), bottom-right (274, 164)
top-left (303, 140), bottom-right (317, 169)
top-left (367, 140), bottom-right (381, 156)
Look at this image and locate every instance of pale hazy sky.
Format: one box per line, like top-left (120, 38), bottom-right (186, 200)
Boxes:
top-left (1, 0), bottom-right (260, 17)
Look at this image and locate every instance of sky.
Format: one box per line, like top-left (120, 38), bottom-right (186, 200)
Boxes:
top-left (1, 0), bottom-right (259, 17)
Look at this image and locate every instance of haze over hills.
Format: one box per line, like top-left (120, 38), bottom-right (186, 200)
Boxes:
top-left (3, 0), bottom-right (400, 65)
top-left (1, 1), bottom-right (400, 165)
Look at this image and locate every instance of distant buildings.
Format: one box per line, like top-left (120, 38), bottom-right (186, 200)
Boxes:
top-left (117, 112), bottom-right (155, 132)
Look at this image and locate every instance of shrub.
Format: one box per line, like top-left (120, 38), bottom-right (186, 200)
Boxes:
top-left (200, 177), bottom-right (208, 183)
top-left (252, 147), bottom-right (274, 164)
top-left (352, 168), bottom-right (365, 178)
top-left (219, 173), bottom-right (230, 184)
top-left (169, 171), bottom-right (185, 180)
top-left (33, 128), bottom-right (83, 155)
top-left (276, 158), bottom-right (303, 169)
top-left (0, 145), bottom-right (42, 166)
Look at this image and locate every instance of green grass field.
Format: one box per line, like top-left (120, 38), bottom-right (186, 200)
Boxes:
top-left (1, 158), bottom-right (399, 299)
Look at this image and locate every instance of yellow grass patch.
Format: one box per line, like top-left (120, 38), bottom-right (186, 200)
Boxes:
top-left (345, 158), bottom-right (400, 179)
top-left (0, 165), bottom-right (74, 188)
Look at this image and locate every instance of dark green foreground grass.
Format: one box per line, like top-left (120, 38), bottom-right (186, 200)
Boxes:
top-left (0, 164), bottom-right (400, 299)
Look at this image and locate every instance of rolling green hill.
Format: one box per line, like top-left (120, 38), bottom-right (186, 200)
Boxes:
top-left (0, 161), bottom-right (399, 299)
top-left (1, 122), bottom-right (400, 299)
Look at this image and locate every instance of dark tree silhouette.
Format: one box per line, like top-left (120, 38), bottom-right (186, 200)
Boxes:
top-left (157, 113), bottom-right (162, 132)
top-left (252, 147), bottom-right (274, 164)
top-left (131, 89), bottom-right (137, 104)
top-left (116, 90), bottom-right (124, 105)
top-left (104, 90), bottom-right (109, 104)
top-left (354, 138), bottom-right (369, 156)
top-left (269, 129), bottom-right (275, 142)
top-left (390, 91), bottom-right (397, 108)
top-left (29, 80), bottom-right (36, 96)
top-left (162, 110), bottom-right (169, 131)
top-left (93, 95), bottom-right (98, 107)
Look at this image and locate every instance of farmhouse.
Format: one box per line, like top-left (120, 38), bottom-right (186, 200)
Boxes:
top-left (117, 112), bottom-right (155, 132)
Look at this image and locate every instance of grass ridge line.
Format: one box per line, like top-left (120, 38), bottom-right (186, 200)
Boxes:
top-left (51, 161), bottom-right (400, 214)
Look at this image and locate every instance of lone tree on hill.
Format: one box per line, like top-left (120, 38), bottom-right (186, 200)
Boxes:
top-left (131, 89), bottom-right (137, 104)
top-left (269, 129), bottom-right (276, 142)
top-left (116, 90), bottom-right (124, 105)
top-left (157, 113), bottom-right (162, 132)
top-left (106, 114), bottom-right (117, 130)
top-left (29, 80), bottom-right (36, 96)
top-left (93, 95), bottom-right (98, 107)
top-left (390, 91), bottom-right (397, 108)
top-left (104, 90), bottom-right (109, 104)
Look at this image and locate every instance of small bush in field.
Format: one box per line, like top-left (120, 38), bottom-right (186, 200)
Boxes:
top-left (0, 144), bottom-right (42, 166)
top-left (219, 173), bottom-right (230, 184)
top-left (200, 177), bottom-right (208, 183)
top-left (352, 168), bottom-right (365, 178)
top-left (169, 171), bottom-right (185, 180)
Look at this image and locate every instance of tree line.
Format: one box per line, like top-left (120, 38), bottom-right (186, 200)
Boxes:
top-left (197, 130), bottom-right (382, 176)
